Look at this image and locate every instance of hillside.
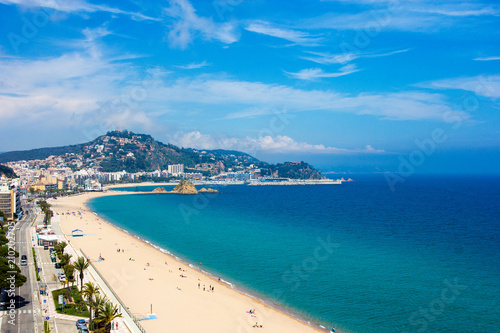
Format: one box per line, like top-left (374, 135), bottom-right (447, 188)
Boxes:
top-left (0, 145), bottom-right (85, 163)
top-left (0, 164), bottom-right (17, 178)
top-left (262, 161), bottom-right (326, 180)
top-left (0, 130), bottom-right (326, 179)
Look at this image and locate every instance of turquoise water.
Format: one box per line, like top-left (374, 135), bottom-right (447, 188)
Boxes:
top-left (90, 175), bottom-right (500, 332)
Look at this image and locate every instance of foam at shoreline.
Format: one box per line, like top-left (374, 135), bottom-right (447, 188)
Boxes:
top-left (86, 200), bottom-right (335, 332)
top-left (52, 190), bottom-right (336, 333)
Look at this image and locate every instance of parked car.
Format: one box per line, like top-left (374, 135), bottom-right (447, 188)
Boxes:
top-left (75, 319), bottom-right (86, 328)
top-left (57, 272), bottom-right (66, 282)
top-left (54, 262), bottom-right (62, 269)
top-left (50, 254), bottom-right (56, 262)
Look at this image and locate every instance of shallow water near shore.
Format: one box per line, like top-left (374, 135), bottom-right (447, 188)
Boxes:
top-left (89, 174), bottom-right (500, 332)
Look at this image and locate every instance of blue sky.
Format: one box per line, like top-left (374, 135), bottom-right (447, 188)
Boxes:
top-left (0, 0), bottom-right (499, 173)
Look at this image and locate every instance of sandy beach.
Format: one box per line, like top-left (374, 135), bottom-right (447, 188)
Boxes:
top-left (50, 189), bottom-right (329, 333)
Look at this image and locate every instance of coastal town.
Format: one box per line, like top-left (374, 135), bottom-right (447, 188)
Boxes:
top-left (0, 130), bottom-right (354, 220)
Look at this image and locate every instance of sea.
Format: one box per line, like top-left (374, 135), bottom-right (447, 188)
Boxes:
top-left (87, 174), bottom-right (500, 333)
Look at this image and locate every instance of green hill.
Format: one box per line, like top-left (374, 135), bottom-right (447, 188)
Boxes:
top-left (0, 165), bottom-right (17, 178)
top-left (0, 130), bottom-right (325, 179)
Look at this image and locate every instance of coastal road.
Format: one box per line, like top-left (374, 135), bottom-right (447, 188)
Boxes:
top-left (1, 201), bottom-right (44, 333)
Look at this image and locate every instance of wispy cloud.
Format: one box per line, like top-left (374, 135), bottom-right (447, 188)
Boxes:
top-left (302, 49), bottom-right (410, 65)
top-left (474, 56), bottom-right (500, 61)
top-left (286, 65), bottom-right (359, 80)
top-left (417, 75), bottom-right (500, 99)
top-left (300, 2), bottom-right (499, 33)
top-left (149, 76), bottom-right (465, 121)
top-left (175, 61), bottom-right (210, 69)
top-left (170, 131), bottom-right (386, 155)
top-left (414, 5), bottom-right (499, 17)
top-left (245, 21), bottom-right (323, 46)
top-left (0, 0), bottom-right (160, 21)
top-left (163, 0), bottom-right (239, 49)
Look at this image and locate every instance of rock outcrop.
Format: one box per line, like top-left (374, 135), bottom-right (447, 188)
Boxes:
top-left (198, 188), bottom-right (219, 193)
top-left (152, 187), bottom-right (168, 193)
top-left (172, 180), bottom-right (198, 195)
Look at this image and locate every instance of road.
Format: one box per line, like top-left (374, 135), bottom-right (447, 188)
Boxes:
top-left (1, 201), bottom-right (44, 333)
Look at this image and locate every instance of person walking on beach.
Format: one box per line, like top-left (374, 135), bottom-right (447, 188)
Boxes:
top-left (198, 283), bottom-right (200, 289)
top-left (203, 285), bottom-right (205, 291)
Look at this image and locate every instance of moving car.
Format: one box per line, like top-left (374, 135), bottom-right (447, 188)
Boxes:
top-left (21, 255), bottom-right (27, 266)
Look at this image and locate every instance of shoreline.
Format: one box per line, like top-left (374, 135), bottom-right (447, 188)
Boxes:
top-left (52, 189), bottom-right (337, 333)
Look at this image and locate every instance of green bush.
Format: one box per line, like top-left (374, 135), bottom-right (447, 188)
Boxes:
top-left (52, 286), bottom-right (90, 318)
top-left (32, 248), bottom-right (40, 281)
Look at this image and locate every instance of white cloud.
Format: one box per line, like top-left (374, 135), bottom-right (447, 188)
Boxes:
top-left (150, 76), bottom-right (462, 121)
top-left (417, 75), bottom-right (500, 99)
top-left (163, 0), bottom-right (238, 49)
top-left (175, 61), bottom-right (210, 69)
top-left (301, 49), bottom-right (409, 65)
top-left (286, 65), bottom-right (359, 80)
top-left (245, 21), bottom-right (323, 46)
top-left (299, 2), bottom-right (499, 32)
top-left (0, 28), bottom-right (164, 132)
top-left (0, 0), bottom-right (160, 21)
top-left (170, 131), bottom-right (386, 155)
top-left (474, 56), bottom-right (500, 61)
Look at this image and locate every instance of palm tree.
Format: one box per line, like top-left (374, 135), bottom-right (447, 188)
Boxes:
top-left (60, 253), bottom-right (72, 266)
top-left (72, 256), bottom-right (90, 292)
top-left (82, 282), bottom-right (100, 328)
top-left (91, 294), bottom-right (109, 331)
top-left (94, 302), bottom-right (122, 333)
top-left (82, 282), bottom-right (100, 301)
top-left (58, 241), bottom-right (67, 255)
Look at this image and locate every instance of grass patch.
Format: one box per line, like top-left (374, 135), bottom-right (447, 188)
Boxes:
top-left (52, 286), bottom-right (90, 318)
top-left (32, 247), bottom-right (40, 281)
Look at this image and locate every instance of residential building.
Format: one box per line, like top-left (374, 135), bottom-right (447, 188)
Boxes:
top-left (0, 182), bottom-right (21, 220)
top-left (168, 164), bottom-right (184, 176)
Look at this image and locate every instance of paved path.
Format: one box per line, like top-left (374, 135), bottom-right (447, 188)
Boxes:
top-left (50, 208), bottom-right (143, 333)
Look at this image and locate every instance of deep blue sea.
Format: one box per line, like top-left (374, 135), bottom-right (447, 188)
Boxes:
top-left (88, 174), bottom-right (500, 333)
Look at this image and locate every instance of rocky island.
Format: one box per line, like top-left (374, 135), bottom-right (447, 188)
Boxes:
top-left (198, 187), bottom-right (219, 193)
top-left (171, 180), bottom-right (198, 195)
top-left (152, 187), bottom-right (168, 193)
